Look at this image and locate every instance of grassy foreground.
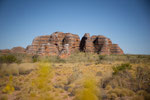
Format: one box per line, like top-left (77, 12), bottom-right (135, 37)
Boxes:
top-left (0, 53), bottom-right (150, 100)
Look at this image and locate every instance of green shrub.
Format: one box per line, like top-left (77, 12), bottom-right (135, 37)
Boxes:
top-left (37, 56), bottom-right (66, 63)
top-left (112, 63), bottom-right (132, 75)
top-left (97, 55), bottom-right (105, 64)
top-left (32, 55), bottom-right (39, 63)
top-left (99, 55), bottom-right (105, 60)
top-left (0, 55), bottom-right (17, 64)
top-left (55, 57), bottom-right (66, 63)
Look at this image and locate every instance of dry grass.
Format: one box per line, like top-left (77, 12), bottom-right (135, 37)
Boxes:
top-left (0, 53), bottom-right (150, 100)
top-left (0, 63), bottom-right (36, 76)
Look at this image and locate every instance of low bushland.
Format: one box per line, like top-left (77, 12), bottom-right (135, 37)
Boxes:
top-left (112, 63), bottom-right (132, 75)
top-left (73, 76), bottom-right (101, 100)
top-left (2, 75), bottom-right (14, 94)
top-left (0, 63), bottom-right (36, 76)
top-left (101, 64), bottom-right (150, 100)
top-left (0, 55), bottom-right (17, 64)
top-left (0, 54), bottom-right (33, 64)
top-left (0, 52), bottom-right (150, 100)
top-left (1, 53), bottom-right (150, 64)
top-left (27, 62), bottom-right (55, 100)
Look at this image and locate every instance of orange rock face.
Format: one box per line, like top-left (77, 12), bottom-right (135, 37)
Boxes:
top-left (26, 32), bottom-right (80, 56)
top-left (80, 33), bottom-right (124, 55)
top-left (0, 32), bottom-right (123, 55)
top-left (25, 32), bottom-right (124, 55)
top-left (110, 44), bottom-right (124, 54)
top-left (80, 33), bottom-right (95, 52)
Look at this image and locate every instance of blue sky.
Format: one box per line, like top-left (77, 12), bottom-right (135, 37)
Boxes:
top-left (0, 0), bottom-right (150, 54)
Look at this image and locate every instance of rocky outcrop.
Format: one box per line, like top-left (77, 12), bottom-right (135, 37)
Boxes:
top-left (0, 47), bottom-right (25, 54)
top-left (80, 33), bottom-right (94, 52)
top-left (110, 44), bottom-right (124, 54)
top-left (91, 35), bottom-right (112, 55)
top-left (80, 33), bottom-right (123, 55)
top-left (11, 47), bottom-right (25, 53)
top-left (26, 32), bottom-right (123, 55)
top-left (0, 49), bottom-right (11, 54)
top-left (26, 32), bottom-right (80, 56)
top-left (0, 32), bottom-right (123, 55)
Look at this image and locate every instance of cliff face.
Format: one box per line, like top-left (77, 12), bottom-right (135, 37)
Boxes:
top-left (80, 34), bottom-right (123, 55)
top-left (26, 32), bottom-right (124, 55)
top-left (26, 32), bottom-right (80, 56)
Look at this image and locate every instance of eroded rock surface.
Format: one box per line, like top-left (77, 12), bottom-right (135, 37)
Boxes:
top-left (0, 32), bottom-right (124, 55)
top-left (26, 32), bottom-right (80, 56)
top-left (80, 33), bottom-right (123, 55)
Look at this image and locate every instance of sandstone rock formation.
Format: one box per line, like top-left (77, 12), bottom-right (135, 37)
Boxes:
top-left (26, 32), bottom-right (80, 56)
top-left (0, 49), bottom-right (11, 54)
top-left (80, 33), bottom-right (95, 52)
top-left (110, 44), bottom-right (124, 54)
top-left (0, 32), bottom-right (124, 55)
top-left (0, 47), bottom-right (25, 54)
top-left (26, 32), bottom-right (123, 55)
top-left (80, 33), bottom-right (123, 55)
top-left (11, 47), bottom-right (25, 53)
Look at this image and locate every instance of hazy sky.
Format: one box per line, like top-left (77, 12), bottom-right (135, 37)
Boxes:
top-left (0, 0), bottom-right (150, 54)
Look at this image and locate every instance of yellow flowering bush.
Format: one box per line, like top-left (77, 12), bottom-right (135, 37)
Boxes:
top-left (2, 75), bottom-right (14, 94)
